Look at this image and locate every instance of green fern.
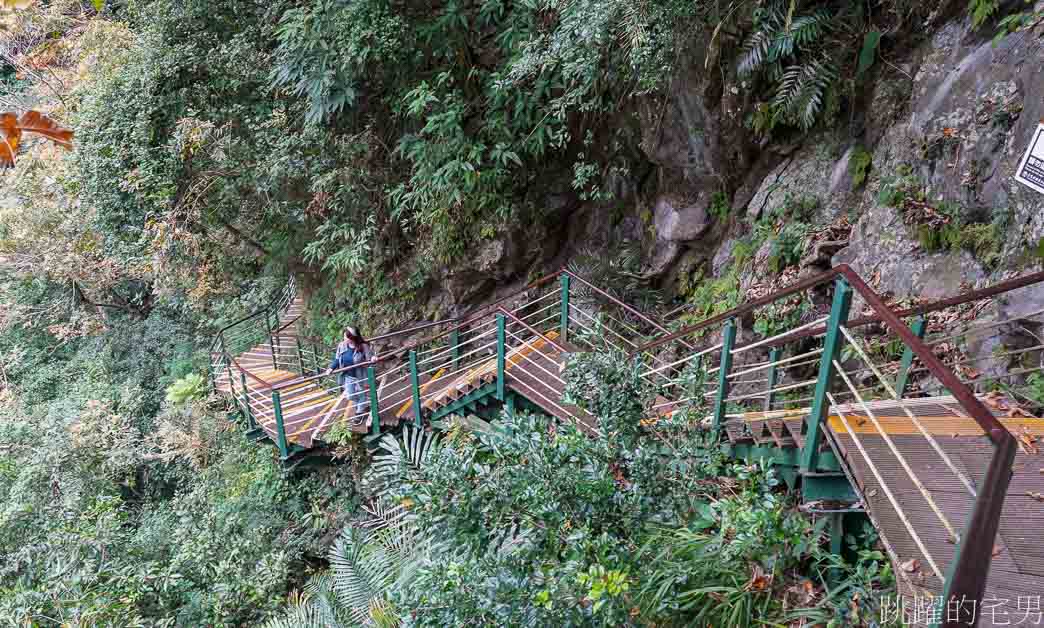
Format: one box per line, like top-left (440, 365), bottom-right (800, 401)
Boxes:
top-left (737, 2), bottom-right (837, 131)
top-left (165, 373), bottom-right (206, 406)
top-left (262, 426), bottom-right (442, 628)
top-left (368, 426), bottom-right (441, 498)
top-left (773, 58), bottom-right (837, 130)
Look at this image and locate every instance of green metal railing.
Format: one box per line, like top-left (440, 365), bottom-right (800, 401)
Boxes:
top-left (210, 264), bottom-right (1044, 626)
top-left (633, 266), bottom-right (1044, 628)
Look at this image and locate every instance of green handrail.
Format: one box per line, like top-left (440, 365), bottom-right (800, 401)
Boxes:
top-left (409, 350), bottom-right (422, 428)
top-left (800, 276), bottom-right (851, 473)
top-left (368, 366), bottom-right (380, 436)
top-left (560, 273), bottom-right (570, 344)
top-left (496, 314), bottom-right (506, 401)
top-left (271, 390), bottom-right (289, 459)
top-left (894, 316), bottom-right (926, 397)
top-left (711, 319), bottom-right (736, 440)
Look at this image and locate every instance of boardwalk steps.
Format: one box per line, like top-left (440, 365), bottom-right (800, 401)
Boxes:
top-left (211, 266), bottom-right (1044, 626)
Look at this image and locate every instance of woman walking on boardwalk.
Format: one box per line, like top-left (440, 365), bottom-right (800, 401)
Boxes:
top-left (325, 326), bottom-right (375, 418)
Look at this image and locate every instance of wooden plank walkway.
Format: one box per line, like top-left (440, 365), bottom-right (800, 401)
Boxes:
top-left (823, 397), bottom-right (1044, 620)
top-left (720, 397), bottom-right (1044, 621)
top-left (218, 306), bottom-right (598, 446)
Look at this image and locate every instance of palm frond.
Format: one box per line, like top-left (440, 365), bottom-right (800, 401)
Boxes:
top-left (261, 577), bottom-right (345, 628)
top-left (330, 528), bottom-right (398, 624)
top-left (773, 58), bottom-right (836, 130)
top-left (738, 28), bottom-right (773, 76)
top-left (773, 9), bottom-right (831, 58)
top-left (737, 1), bottom-right (837, 131)
top-left (369, 425), bottom-right (441, 496)
top-left (362, 499), bottom-right (412, 533)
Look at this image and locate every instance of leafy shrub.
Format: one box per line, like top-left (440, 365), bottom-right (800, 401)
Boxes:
top-left (738, 3), bottom-right (838, 131)
top-left (709, 191), bottom-right (731, 220)
top-left (969, 0), bottom-right (999, 27)
top-left (878, 174), bottom-right (1007, 267)
top-left (272, 0), bottom-right (408, 125)
top-left (165, 372), bottom-right (207, 405)
top-left (848, 145), bottom-right (873, 188)
top-left (564, 348), bottom-right (651, 444)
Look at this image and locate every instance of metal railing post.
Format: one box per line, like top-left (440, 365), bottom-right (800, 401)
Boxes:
top-left (367, 366), bottom-right (380, 436)
top-left (894, 316), bottom-right (926, 397)
top-left (711, 319), bottom-right (737, 440)
top-left (800, 277), bottom-right (852, 473)
top-left (560, 274), bottom-right (570, 344)
top-left (764, 347), bottom-right (782, 413)
top-left (264, 312), bottom-right (277, 371)
top-left (240, 371), bottom-right (256, 431)
top-left (450, 329), bottom-right (460, 370)
top-left (271, 390), bottom-right (290, 459)
top-left (409, 350), bottom-right (423, 428)
top-left (224, 359), bottom-right (234, 397)
top-left (272, 307), bottom-right (283, 359)
top-left (497, 313), bottom-right (506, 401)
top-left (296, 337), bottom-right (306, 375)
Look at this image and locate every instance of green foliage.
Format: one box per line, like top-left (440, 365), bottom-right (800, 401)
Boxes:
top-left (756, 193), bottom-right (819, 273)
top-left (709, 191), bottom-right (731, 220)
top-left (272, 0), bottom-right (407, 125)
top-left (680, 267), bottom-right (744, 329)
top-left (565, 348), bottom-right (652, 445)
top-left (1024, 373), bottom-right (1044, 407)
top-left (856, 30), bottom-right (882, 79)
top-left (566, 244), bottom-right (665, 334)
top-left (754, 298), bottom-right (811, 338)
top-left (969, 0), bottom-right (1000, 27)
top-left (993, 9), bottom-right (1044, 43)
top-left (0, 277), bottom-right (350, 626)
top-left (738, 3), bottom-right (838, 131)
top-left (848, 145), bottom-right (873, 188)
top-left (878, 173), bottom-right (1009, 268)
top-left (165, 372), bottom-right (207, 406)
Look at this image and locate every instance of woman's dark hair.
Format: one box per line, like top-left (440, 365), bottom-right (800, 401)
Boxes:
top-left (343, 326), bottom-right (366, 346)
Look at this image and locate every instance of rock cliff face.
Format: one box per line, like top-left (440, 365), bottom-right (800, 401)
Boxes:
top-left (439, 15), bottom-right (1043, 321)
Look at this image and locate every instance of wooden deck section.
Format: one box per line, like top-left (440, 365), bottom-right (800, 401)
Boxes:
top-left (378, 330), bottom-right (597, 436)
top-left (217, 305), bottom-right (598, 447)
top-left (824, 397), bottom-right (1044, 619)
top-left (720, 397), bottom-right (1044, 620)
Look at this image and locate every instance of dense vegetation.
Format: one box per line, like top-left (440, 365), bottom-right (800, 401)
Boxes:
top-left (259, 351), bottom-right (894, 627)
top-left (6, 0), bottom-right (1025, 336)
top-left (3, 0), bottom-right (1036, 624)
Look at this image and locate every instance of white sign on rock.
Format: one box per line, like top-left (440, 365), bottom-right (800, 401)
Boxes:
top-left (1015, 122), bottom-right (1044, 195)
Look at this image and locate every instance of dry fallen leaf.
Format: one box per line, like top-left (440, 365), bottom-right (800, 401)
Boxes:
top-left (957, 365), bottom-right (980, 380)
top-left (992, 544), bottom-right (1004, 557)
top-left (1027, 491), bottom-right (1044, 502)
top-left (981, 390), bottom-right (1009, 410)
top-left (1017, 427), bottom-right (1040, 456)
top-left (745, 565), bottom-right (771, 592)
top-left (901, 558), bottom-right (921, 573)
top-left (0, 110), bottom-right (74, 167)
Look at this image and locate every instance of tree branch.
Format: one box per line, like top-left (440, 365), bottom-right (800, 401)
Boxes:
top-left (215, 217), bottom-right (270, 257)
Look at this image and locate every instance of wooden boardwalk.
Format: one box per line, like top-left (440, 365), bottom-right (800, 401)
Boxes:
top-left (722, 398), bottom-right (1044, 621)
top-left (826, 398), bottom-right (1044, 620)
top-left (217, 305), bottom-right (597, 447)
top-left (210, 268), bottom-right (1044, 624)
